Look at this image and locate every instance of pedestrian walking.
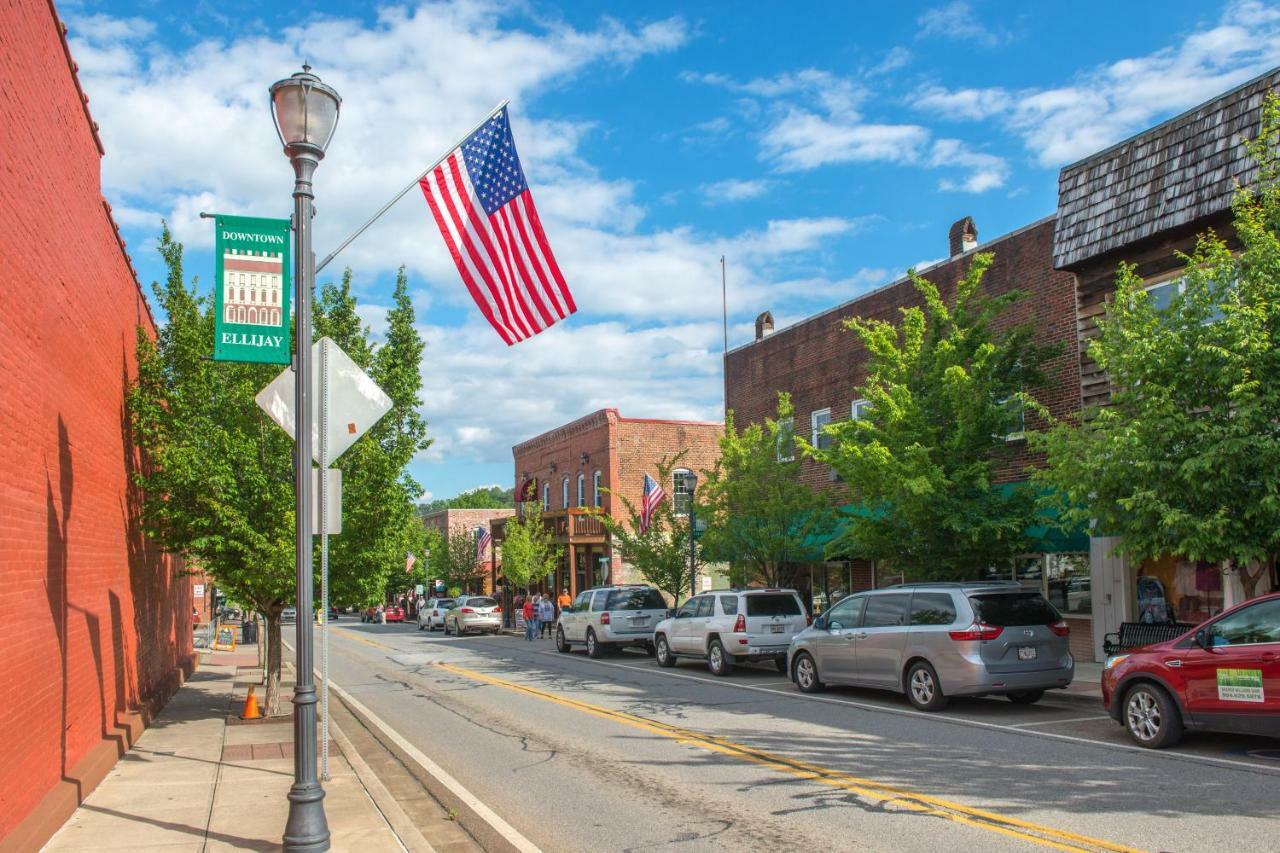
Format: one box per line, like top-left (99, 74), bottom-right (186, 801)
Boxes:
top-left (539, 596), bottom-right (555, 639)
top-left (557, 587), bottom-right (572, 613)
top-left (530, 594), bottom-right (543, 639)
top-left (522, 596), bottom-right (536, 641)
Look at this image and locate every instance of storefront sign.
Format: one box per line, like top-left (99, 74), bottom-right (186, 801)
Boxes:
top-left (1217, 668), bottom-right (1264, 703)
top-left (194, 583), bottom-right (205, 598)
top-left (213, 214), bottom-right (292, 364)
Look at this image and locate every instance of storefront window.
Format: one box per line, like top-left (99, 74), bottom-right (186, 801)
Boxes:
top-left (1136, 556), bottom-right (1223, 625)
top-left (1045, 553), bottom-right (1090, 616)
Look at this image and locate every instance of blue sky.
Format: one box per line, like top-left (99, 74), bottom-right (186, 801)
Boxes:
top-left (66, 0), bottom-right (1280, 501)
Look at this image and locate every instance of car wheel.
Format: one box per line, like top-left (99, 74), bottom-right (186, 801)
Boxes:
top-left (774, 658), bottom-right (789, 674)
top-left (1007, 689), bottom-right (1045, 705)
top-left (555, 626), bottom-right (572, 653)
top-left (793, 652), bottom-right (823, 693)
top-left (906, 661), bottom-right (949, 711)
top-left (586, 629), bottom-right (603, 659)
top-left (655, 635), bottom-right (675, 667)
top-left (1124, 683), bottom-right (1184, 748)
top-left (707, 639), bottom-right (734, 676)
top-left (444, 619), bottom-right (453, 636)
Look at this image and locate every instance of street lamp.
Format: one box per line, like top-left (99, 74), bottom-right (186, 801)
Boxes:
top-left (270, 63), bottom-right (340, 853)
top-left (682, 471), bottom-right (698, 596)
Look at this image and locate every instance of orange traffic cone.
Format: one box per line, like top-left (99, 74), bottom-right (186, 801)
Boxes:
top-left (240, 685), bottom-right (261, 720)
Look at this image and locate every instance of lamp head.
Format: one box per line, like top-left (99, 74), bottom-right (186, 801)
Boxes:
top-left (270, 64), bottom-right (341, 159)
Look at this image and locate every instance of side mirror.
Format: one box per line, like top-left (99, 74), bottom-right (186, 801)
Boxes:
top-left (1194, 628), bottom-right (1210, 649)
top-left (813, 615), bottom-right (827, 631)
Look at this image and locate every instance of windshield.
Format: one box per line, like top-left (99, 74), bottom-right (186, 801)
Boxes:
top-left (746, 594), bottom-right (801, 616)
top-left (606, 588), bottom-right (667, 610)
top-left (968, 593), bottom-right (1059, 626)
top-left (464, 597), bottom-right (497, 608)
top-left (435, 600), bottom-right (455, 609)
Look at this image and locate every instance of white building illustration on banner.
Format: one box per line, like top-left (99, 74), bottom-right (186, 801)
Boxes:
top-left (223, 248), bottom-right (284, 327)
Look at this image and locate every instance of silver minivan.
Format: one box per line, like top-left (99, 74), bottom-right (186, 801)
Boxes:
top-left (556, 585), bottom-right (669, 658)
top-left (787, 582), bottom-right (1074, 710)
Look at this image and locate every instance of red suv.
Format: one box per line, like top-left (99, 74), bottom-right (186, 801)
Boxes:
top-left (1102, 592), bottom-right (1280, 748)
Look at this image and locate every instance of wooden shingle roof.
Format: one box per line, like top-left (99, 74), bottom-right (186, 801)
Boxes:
top-left (1053, 67), bottom-right (1280, 270)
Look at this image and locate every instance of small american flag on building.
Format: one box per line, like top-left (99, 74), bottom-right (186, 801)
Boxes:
top-left (474, 526), bottom-right (492, 564)
top-left (639, 473), bottom-right (666, 534)
top-left (420, 107), bottom-right (575, 345)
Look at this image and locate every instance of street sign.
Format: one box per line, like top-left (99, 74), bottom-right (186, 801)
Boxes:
top-left (255, 336), bottom-right (393, 466)
top-left (311, 468), bottom-right (342, 533)
top-left (693, 518), bottom-right (707, 540)
top-left (194, 583), bottom-right (205, 598)
top-left (213, 214), bottom-right (292, 364)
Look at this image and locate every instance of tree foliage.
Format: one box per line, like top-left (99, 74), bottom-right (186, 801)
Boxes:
top-left (419, 485), bottom-right (515, 514)
top-left (426, 524), bottom-right (484, 594)
top-left (811, 253), bottom-right (1055, 580)
top-left (128, 230), bottom-right (429, 713)
top-left (498, 504), bottom-right (562, 593)
top-left (593, 455), bottom-right (694, 605)
top-left (696, 393), bottom-right (834, 587)
top-left (1034, 96), bottom-right (1280, 600)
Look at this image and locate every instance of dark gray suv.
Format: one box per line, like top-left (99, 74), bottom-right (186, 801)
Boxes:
top-left (787, 582), bottom-right (1074, 710)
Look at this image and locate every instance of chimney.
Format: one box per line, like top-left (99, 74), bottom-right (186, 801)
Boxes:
top-left (948, 216), bottom-right (978, 257)
top-left (754, 311), bottom-right (774, 341)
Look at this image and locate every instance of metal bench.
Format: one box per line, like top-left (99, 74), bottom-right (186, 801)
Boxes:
top-left (1102, 621), bottom-right (1196, 655)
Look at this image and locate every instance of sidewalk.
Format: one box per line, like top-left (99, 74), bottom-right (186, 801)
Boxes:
top-left (42, 644), bottom-right (410, 852)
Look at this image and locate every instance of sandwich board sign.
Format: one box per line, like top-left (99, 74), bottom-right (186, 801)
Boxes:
top-left (213, 215), bottom-right (292, 364)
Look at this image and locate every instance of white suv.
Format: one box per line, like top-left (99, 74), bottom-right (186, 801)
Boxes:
top-left (653, 588), bottom-right (809, 676)
top-left (556, 585), bottom-right (669, 658)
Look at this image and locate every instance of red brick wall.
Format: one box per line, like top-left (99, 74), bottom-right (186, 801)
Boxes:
top-left (613, 418), bottom-right (723, 516)
top-left (0, 2), bottom-right (193, 847)
top-left (513, 410), bottom-right (617, 515)
top-left (725, 217), bottom-right (1081, 494)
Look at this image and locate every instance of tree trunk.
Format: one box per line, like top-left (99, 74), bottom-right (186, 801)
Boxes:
top-left (264, 608), bottom-right (283, 716)
top-left (1237, 560), bottom-right (1265, 602)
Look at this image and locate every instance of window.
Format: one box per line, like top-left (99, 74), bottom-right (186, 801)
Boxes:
top-left (675, 600), bottom-right (698, 619)
top-left (776, 417), bottom-right (796, 462)
top-left (851, 399), bottom-right (871, 421)
top-left (694, 597), bottom-right (715, 618)
top-left (593, 470), bottom-right (602, 508)
top-left (590, 590), bottom-right (610, 612)
top-left (745, 594), bottom-right (802, 616)
top-left (968, 592), bottom-right (1059, 627)
top-left (909, 593), bottom-right (957, 626)
top-left (998, 396), bottom-right (1025, 441)
top-left (562, 477), bottom-right (570, 508)
top-left (605, 588), bottom-right (667, 611)
top-left (573, 591), bottom-right (592, 613)
top-left (862, 594), bottom-right (910, 627)
top-left (811, 408), bottom-right (832, 450)
top-left (577, 473), bottom-right (585, 507)
top-left (1146, 277), bottom-right (1183, 312)
top-left (1207, 599), bottom-right (1280, 646)
top-left (1044, 554), bottom-right (1091, 617)
top-left (542, 483), bottom-right (550, 510)
top-left (719, 596), bottom-right (739, 616)
top-left (825, 596), bottom-right (864, 630)
top-left (672, 468), bottom-right (692, 516)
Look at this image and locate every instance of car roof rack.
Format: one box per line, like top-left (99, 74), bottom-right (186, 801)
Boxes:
top-left (881, 580), bottom-right (1023, 590)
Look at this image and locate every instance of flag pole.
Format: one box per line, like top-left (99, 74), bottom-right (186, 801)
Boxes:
top-left (315, 99), bottom-right (510, 275)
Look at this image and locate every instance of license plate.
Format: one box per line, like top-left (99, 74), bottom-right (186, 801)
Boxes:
top-left (629, 615), bottom-right (649, 623)
top-left (769, 624), bottom-right (785, 634)
top-left (1017, 646), bottom-right (1037, 661)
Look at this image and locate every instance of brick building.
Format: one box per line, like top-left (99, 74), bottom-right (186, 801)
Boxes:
top-left (493, 409), bottom-right (722, 598)
top-left (422, 507), bottom-right (516, 594)
top-left (1054, 67), bottom-right (1280, 656)
top-left (0, 2), bottom-right (193, 848)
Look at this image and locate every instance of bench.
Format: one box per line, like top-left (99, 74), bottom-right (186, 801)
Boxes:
top-left (1103, 621), bottom-right (1196, 655)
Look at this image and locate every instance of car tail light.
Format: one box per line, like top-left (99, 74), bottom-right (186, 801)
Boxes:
top-left (1048, 620), bottom-right (1070, 637)
top-left (733, 614), bottom-right (746, 633)
top-left (494, 606), bottom-right (502, 613)
top-left (600, 612), bottom-right (611, 625)
top-left (461, 608), bottom-right (475, 614)
top-left (949, 623), bottom-right (1003, 641)
top-left (806, 614), bottom-right (814, 626)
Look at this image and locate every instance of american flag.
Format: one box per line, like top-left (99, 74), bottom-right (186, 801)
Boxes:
top-left (405, 552), bottom-right (416, 574)
top-left (474, 526), bottom-right (492, 564)
top-left (639, 473), bottom-right (666, 534)
top-left (420, 107), bottom-right (575, 345)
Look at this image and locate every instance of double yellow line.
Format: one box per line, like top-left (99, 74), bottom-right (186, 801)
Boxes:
top-left (437, 661), bottom-right (1143, 853)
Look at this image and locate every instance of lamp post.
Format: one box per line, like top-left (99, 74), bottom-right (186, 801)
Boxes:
top-left (682, 472), bottom-right (698, 597)
top-left (270, 63), bottom-right (340, 853)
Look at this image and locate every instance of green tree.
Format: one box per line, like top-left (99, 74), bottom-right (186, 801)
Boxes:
top-left (697, 393), bottom-right (834, 587)
top-left (810, 253), bottom-right (1055, 580)
top-left (426, 525), bottom-right (484, 594)
top-left (594, 455), bottom-right (695, 605)
top-left (420, 485), bottom-right (515, 514)
top-left (498, 504), bottom-right (562, 594)
top-left (128, 232), bottom-right (429, 714)
top-left (1034, 97), bottom-right (1280, 601)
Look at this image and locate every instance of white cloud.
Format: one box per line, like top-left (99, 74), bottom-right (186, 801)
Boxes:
top-left (916, 2), bottom-right (1010, 47)
top-left (929, 139), bottom-right (1009, 193)
top-left (702, 178), bottom-right (773, 203)
top-left (910, 0), bottom-right (1280, 166)
top-left (761, 110), bottom-right (929, 172)
top-left (870, 46), bottom-right (912, 76)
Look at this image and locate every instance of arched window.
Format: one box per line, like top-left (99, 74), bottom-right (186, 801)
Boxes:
top-left (562, 476), bottom-right (570, 508)
top-left (576, 473), bottom-right (585, 506)
top-left (593, 470), bottom-right (602, 508)
top-left (542, 483), bottom-right (549, 510)
top-left (672, 468), bottom-right (693, 516)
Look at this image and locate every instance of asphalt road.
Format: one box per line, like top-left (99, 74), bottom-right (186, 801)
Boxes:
top-left (307, 619), bottom-right (1280, 853)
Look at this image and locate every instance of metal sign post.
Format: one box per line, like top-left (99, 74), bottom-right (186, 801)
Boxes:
top-left (319, 336), bottom-right (330, 781)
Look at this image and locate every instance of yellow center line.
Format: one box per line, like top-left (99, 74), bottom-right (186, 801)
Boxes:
top-left (436, 661), bottom-right (1145, 853)
top-left (332, 628), bottom-right (391, 651)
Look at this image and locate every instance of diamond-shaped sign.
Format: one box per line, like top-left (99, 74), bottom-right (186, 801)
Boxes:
top-left (256, 336), bottom-right (393, 467)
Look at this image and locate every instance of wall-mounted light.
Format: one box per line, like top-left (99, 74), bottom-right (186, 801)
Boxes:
top-left (549, 462), bottom-right (557, 473)
top-left (580, 452), bottom-right (590, 465)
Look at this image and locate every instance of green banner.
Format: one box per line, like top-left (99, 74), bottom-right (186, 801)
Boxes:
top-left (213, 214), bottom-right (292, 364)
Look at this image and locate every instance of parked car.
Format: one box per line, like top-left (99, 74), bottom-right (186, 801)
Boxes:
top-left (787, 582), bottom-right (1074, 711)
top-left (281, 606), bottom-right (297, 622)
top-left (557, 585), bottom-right (668, 658)
top-left (1102, 591), bottom-right (1280, 748)
top-left (444, 596), bottom-right (501, 635)
top-left (361, 606), bottom-right (379, 623)
top-left (327, 605), bottom-right (340, 621)
top-left (384, 604), bottom-right (405, 623)
top-left (417, 598), bottom-right (456, 632)
top-left (653, 588), bottom-right (809, 675)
